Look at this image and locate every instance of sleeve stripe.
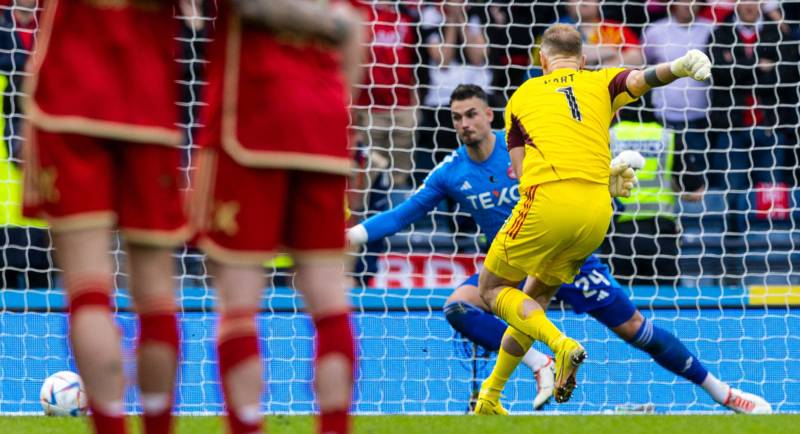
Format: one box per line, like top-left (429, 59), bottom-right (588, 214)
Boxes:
top-left (508, 115), bottom-right (535, 150)
top-left (509, 114), bottom-right (542, 154)
top-left (608, 68), bottom-right (635, 100)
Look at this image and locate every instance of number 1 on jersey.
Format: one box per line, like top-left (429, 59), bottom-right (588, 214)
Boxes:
top-left (557, 86), bottom-right (582, 122)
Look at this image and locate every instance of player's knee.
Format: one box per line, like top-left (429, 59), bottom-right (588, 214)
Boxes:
top-left (294, 260), bottom-right (349, 316)
top-left (501, 328), bottom-right (531, 356)
top-left (624, 315), bottom-right (671, 355)
top-left (446, 284), bottom-right (485, 309)
top-left (615, 311), bottom-right (645, 342)
top-left (442, 300), bottom-right (473, 328)
top-left (445, 290), bottom-right (463, 306)
top-left (477, 282), bottom-right (499, 305)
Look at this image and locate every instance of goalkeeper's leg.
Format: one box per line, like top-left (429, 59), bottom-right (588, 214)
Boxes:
top-left (213, 263), bottom-right (265, 434)
top-left (294, 258), bottom-right (355, 434)
top-left (591, 298), bottom-right (772, 414)
top-left (55, 228), bottom-right (126, 434)
top-left (128, 244), bottom-right (179, 434)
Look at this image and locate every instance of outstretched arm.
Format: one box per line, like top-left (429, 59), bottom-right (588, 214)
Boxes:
top-left (625, 49), bottom-right (711, 98)
top-left (347, 179), bottom-right (447, 246)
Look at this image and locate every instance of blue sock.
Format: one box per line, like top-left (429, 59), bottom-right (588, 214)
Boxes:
top-left (629, 318), bottom-right (709, 385)
top-left (443, 301), bottom-right (506, 352)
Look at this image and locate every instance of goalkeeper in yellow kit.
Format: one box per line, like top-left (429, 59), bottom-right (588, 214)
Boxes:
top-left (474, 23), bottom-right (712, 413)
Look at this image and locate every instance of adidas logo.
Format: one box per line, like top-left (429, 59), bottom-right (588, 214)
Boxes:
top-left (680, 356), bottom-right (694, 373)
top-left (460, 180), bottom-right (472, 191)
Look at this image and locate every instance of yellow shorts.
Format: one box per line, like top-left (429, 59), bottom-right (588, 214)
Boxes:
top-left (484, 179), bottom-right (613, 286)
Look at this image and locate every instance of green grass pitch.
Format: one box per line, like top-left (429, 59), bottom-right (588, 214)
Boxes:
top-left (0, 415), bottom-right (797, 434)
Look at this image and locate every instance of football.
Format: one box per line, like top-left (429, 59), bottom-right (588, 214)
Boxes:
top-left (39, 371), bottom-right (87, 416)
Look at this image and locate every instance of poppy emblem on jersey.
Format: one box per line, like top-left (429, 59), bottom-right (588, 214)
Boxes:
top-left (39, 167), bottom-right (61, 204)
top-left (507, 164), bottom-right (517, 180)
top-left (213, 200), bottom-right (240, 236)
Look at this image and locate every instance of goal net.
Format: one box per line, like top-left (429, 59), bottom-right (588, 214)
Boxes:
top-left (1, 0), bottom-right (799, 415)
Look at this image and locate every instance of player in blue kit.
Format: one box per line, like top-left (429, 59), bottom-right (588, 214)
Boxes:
top-left (347, 85), bottom-right (770, 413)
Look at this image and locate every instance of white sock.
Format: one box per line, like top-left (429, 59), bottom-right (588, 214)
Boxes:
top-left (701, 373), bottom-right (731, 404)
top-left (95, 400), bottom-right (124, 416)
top-left (236, 404), bottom-right (262, 424)
top-left (520, 347), bottom-right (550, 372)
top-left (141, 393), bottom-right (171, 414)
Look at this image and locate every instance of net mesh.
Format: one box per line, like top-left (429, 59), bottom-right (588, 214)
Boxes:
top-left (0, 0), bottom-right (799, 415)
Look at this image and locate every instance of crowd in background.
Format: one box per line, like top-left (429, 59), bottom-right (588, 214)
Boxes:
top-left (351, 0), bottom-right (800, 286)
top-left (0, 0), bottom-right (799, 288)
top-left (352, 0), bottom-right (800, 191)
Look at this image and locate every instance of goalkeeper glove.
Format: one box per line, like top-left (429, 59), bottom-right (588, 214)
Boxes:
top-left (609, 150), bottom-right (645, 198)
top-left (670, 49), bottom-right (712, 81)
top-left (346, 224), bottom-right (368, 247)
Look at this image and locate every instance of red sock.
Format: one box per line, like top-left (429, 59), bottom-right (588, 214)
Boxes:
top-left (142, 409), bottom-right (171, 434)
top-left (67, 281), bottom-right (111, 317)
top-left (320, 409), bottom-right (349, 434)
top-left (89, 402), bottom-right (126, 434)
top-left (218, 311), bottom-right (262, 434)
top-left (314, 312), bottom-right (355, 434)
top-left (68, 280), bottom-right (125, 434)
top-left (139, 312), bottom-right (179, 434)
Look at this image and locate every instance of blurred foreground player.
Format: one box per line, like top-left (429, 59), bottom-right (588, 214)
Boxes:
top-left (193, 1), bottom-right (362, 434)
top-left (23, 3), bottom-right (186, 434)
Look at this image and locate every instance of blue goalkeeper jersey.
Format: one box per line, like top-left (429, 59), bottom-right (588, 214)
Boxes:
top-left (362, 130), bottom-right (607, 270)
top-left (361, 132), bottom-right (623, 320)
top-left (363, 131), bottom-right (520, 246)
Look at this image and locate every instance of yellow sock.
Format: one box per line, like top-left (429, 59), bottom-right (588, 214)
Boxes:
top-left (494, 287), bottom-right (565, 352)
top-left (481, 327), bottom-right (533, 402)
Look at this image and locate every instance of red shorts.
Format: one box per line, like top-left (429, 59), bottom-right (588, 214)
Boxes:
top-left (192, 149), bottom-right (346, 265)
top-left (23, 129), bottom-right (189, 246)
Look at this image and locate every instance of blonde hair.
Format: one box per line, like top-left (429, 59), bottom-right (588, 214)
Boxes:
top-left (541, 24), bottom-right (583, 58)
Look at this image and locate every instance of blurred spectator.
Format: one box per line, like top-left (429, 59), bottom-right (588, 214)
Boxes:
top-left (0, 110), bottom-right (52, 289)
top-left (0, 0), bottom-right (35, 159)
top-left (175, 0), bottom-right (210, 287)
top-left (417, 0), bottom-right (490, 179)
top-left (559, 0), bottom-right (645, 67)
top-left (643, 0), bottom-right (713, 194)
top-left (484, 0), bottom-right (558, 102)
top-left (0, 0), bottom-right (34, 74)
top-left (646, 0), bottom-right (672, 20)
top-left (698, 0), bottom-right (781, 23)
top-left (602, 120), bottom-right (699, 287)
top-left (178, 0), bottom-right (208, 147)
top-left (0, 83), bottom-right (52, 288)
top-left (604, 0), bottom-right (650, 36)
top-left (347, 144), bottom-right (389, 286)
top-left (708, 0), bottom-right (798, 233)
top-left (0, 1), bottom-right (52, 289)
top-left (355, 0), bottom-right (418, 190)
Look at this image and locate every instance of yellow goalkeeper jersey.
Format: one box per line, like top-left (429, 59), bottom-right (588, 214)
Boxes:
top-left (505, 67), bottom-right (638, 191)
